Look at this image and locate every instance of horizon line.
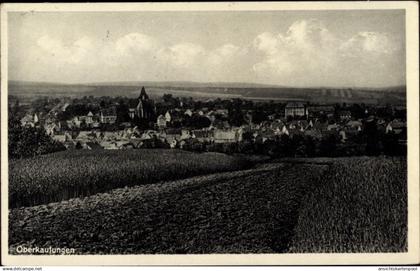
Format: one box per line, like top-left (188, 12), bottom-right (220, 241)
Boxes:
top-left (8, 79), bottom-right (406, 90)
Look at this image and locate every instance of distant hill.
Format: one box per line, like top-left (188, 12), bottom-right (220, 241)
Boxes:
top-left (8, 80), bottom-right (406, 105)
top-left (84, 81), bottom-right (284, 89)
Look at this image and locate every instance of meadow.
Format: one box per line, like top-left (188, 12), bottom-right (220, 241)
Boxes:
top-left (9, 149), bottom-right (251, 208)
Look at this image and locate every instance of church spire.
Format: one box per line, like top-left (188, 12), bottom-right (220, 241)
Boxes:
top-left (139, 86), bottom-right (149, 101)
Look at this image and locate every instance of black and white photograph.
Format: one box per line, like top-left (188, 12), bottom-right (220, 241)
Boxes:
top-left (1, 2), bottom-right (419, 266)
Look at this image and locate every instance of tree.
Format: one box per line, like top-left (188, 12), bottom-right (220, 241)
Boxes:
top-left (319, 134), bottom-right (338, 157)
top-left (116, 100), bottom-right (130, 124)
top-left (228, 109), bottom-right (245, 127)
top-left (9, 113), bottom-right (66, 159)
top-left (364, 119), bottom-right (380, 155)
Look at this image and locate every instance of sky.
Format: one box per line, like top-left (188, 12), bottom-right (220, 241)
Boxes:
top-left (8, 10), bottom-right (406, 88)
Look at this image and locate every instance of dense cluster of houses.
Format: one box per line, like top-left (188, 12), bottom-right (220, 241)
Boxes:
top-left (18, 87), bottom-right (407, 151)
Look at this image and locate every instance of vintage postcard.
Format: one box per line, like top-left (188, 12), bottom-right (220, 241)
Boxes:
top-left (1, 2), bottom-right (419, 266)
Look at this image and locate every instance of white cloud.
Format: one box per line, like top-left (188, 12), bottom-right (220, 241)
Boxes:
top-left (26, 20), bottom-right (403, 86)
top-left (37, 35), bottom-right (94, 64)
top-left (251, 19), bottom-right (402, 86)
top-left (340, 31), bottom-right (398, 56)
top-left (158, 42), bottom-right (205, 68)
top-left (115, 33), bottom-right (159, 56)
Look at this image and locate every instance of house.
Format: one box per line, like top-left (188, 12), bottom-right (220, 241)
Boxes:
top-left (213, 128), bottom-right (242, 143)
top-left (281, 125), bottom-right (289, 136)
top-left (166, 110), bottom-right (184, 124)
top-left (52, 134), bottom-right (67, 143)
top-left (312, 120), bottom-right (329, 132)
top-left (211, 119), bottom-right (231, 129)
top-left (215, 109), bottom-right (229, 117)
top-left (44, 122), bottom-right (60, 136)
top-left (288, 120), bottom-right (306, 130)
top-left (339, 130), bottom-right (347, 142)
top-left (307, 105), bottom-right (335, 118)
top-left (308, 120), bottom-right (314, 128)
top-left (198, 108), bottom-right (209, 116)
top-left (165, 111), bottom-right (172, 122)
top-left (169, 139), bottom-right (178, 149)
top-left (304, 129), bottom-right (322, 139)
top-left (184, 109), bottom-right (193, 117)
top-left (100, 141), bottom-right (119, 150)
top-left (165, 128), bottom-right (182, 143)
top-left (267, 114), bottom-right (277, 121)
top-left (71, 116), bottom-right (82, 128)
top-left (119, 122), bottom-right (132, 129)
top-left (85, 111), bottom-right (94, 126)
top-left (140, 130), bottom-right (158, 140)
top-left (339, 110), bottom-right (352, 121)
top-left (285, 102), bottom-right (306, 118)
top-left (75, 131), bottom-right (94, 142)
top-left (192, 129), bottom-right (214, 142)
top-left (156, 115), bottom-right (167, 129)
top-left (128, 108), bottom-right (136, 119)
top-left (386, 120), bottom-right (407, 135)
top-left (62, 103), bottom-right (70, 112)
top-left (180, 129), bottom-right (192, 140)
top-left (21, 113), bottom-right (38, 127)
top-left (119, 142), bottom-right (135, 150)
top-left (85, 142), bottom-right (103, 150)
top-left (346, 120), bottom-right (363, 131)
top-left (270, 120), bottom-right (285, 131)
top-left (327, 123), bottom-right (339, 131)
top-left (100, 107), bottom-right (117, 124)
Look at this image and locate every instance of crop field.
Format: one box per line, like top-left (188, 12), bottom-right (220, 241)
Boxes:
top-left (9, 162), bottom-right (329, 254)
top-left (9, 149), bottom-right (251, 208)
top-left (289, 157), bottom-right (407, 252)
top-left (9, 154), bottom-right (407, 254)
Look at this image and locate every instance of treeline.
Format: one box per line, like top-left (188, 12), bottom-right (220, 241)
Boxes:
top-left (178, 133), bottom-right (405, 158)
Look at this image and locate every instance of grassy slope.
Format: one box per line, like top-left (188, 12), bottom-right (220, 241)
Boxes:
top-left (289, 156), bottom-right (407, 252)
top-left (9, 149), bottom-right (251, 208)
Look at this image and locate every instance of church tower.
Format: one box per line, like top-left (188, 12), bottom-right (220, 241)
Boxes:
top-left (139, 86), bottom-right (149, 101)
top-left (136, 86), bottom-right (154, 120)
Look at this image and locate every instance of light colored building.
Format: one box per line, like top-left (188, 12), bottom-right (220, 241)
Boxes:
top-left (285, 102), bottom-right (307, 117)
top-left (157, 115), bottom-right (167, 129)
top-left (100, 107), bottom-right (117, 124)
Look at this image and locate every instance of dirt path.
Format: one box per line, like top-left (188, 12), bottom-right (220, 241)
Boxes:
top-left (10, 162), bottom-right (330, 254)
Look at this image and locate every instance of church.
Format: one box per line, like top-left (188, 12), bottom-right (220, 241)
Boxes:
top-left (129, 87), bottom-right (156, 122)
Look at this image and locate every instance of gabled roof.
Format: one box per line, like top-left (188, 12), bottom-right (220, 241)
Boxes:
top-left (388, 120), bottom-right (406, 129)
top-left (286, 102), bottom-right (305, 108)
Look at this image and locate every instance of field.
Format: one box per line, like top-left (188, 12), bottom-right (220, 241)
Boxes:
top-left (9, 153), bottom-right (407, 254)
top-left (289, 157), bottom-right (407, 252)
top-left (9, 149), bottom-right (251, 208)
top-left (9, 162), bottom-right (328, 254)
top-left (9, 80), bottom-right (406, 104)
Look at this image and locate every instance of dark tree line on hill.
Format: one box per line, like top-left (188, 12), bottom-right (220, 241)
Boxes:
top-left (180, 126), bottom-right (405, 158)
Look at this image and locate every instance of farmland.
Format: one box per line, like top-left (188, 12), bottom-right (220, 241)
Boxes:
top-left (9, 155), bottom-right (407, 254)
top-left (9, 80), bottom-right (406, 104)
top-left (9, 149), bottom-right (251, 208)
top-left (9, 162), bottom-right (328, 254)
top-left (289, 156), bottom-right (407, 252)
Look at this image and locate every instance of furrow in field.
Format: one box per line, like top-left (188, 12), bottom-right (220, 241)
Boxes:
top-left (9, 163), bottom-right (328, 254)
